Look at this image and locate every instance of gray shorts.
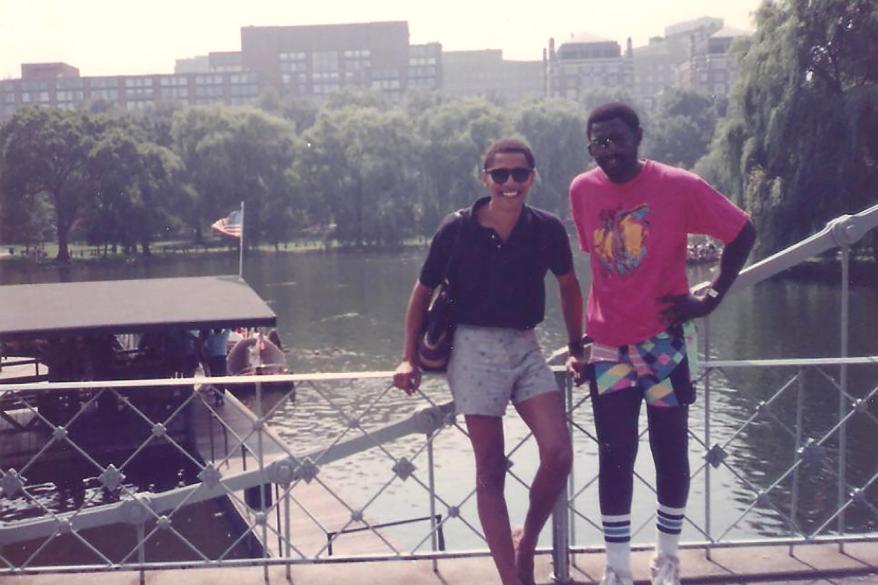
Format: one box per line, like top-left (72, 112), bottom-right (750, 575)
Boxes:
top-left (446, 325), bottom-right (559, 417)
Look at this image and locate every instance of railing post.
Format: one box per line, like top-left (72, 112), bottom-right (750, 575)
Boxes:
top-left (137, 522), bottom-right (146, 585)
top-left (551, 489), bottom-right (571, 584)
top-left (284, 479), bottom-right (292, 583)
top-left (427, 431), bottom-right (439, 573)
top-left (254, 373), bottom-right (270, 584)
top-left (566, 374), bottom-right (576, 563)
top-left (837, 245), bottom-right (850, 551)
top-left (790, 368), bottom-right (805, 556)
top-left (703, 316), bottom-right (712, 561)
top-left (551, 375), bottom-right (572, 584)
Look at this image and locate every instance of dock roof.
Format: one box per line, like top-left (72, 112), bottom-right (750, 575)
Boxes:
top-left (0, 276), bottom-right (276, 339)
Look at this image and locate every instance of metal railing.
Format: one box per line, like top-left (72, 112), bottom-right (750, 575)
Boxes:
top-left (0, 202), bottom-right (876, 582)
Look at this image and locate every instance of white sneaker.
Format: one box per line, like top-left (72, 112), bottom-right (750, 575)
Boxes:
top-left (599, 566), bottom-right (633, 585)
top-left (649, 553), bottom-right (681, 585)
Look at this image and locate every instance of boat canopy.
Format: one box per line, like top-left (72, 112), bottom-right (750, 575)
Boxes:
top-left (0, 276), bottom-right (276, 340)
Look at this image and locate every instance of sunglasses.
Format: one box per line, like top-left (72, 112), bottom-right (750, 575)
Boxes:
top-left (587, 136), bottom-right (625, 154)
top-left (486, 167), bottom-right (533, 184)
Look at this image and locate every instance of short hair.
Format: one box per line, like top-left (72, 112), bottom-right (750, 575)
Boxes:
top-left (483, 138), bottom-right (535, 170)
top-left (586, 102), bottom-right (641, 138)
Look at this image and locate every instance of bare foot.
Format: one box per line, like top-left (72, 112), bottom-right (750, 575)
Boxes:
top-left (512, 527), bottom-right (535, 585)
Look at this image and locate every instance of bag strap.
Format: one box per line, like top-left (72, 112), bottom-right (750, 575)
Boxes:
top-left (440, 210), bottom-right (466, 286)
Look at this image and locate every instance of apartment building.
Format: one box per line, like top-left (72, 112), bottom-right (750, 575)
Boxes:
top-left (441, 50), bottom-right (543, 102)
top-left (0, 17), bottom-right (749, 119)
top-left (0, 61), bottom-right (261, 119)
top-left (545, 32), bottom-right (634, 101)
top-left (677, 26), bottom-right (750, 98)
top-left (239, 21), bottom-right (440, 101)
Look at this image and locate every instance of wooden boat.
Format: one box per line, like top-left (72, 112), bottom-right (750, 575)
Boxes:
top-left (226, 331), bottom-right (295, 397)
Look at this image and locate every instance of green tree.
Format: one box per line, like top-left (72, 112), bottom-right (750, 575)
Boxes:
top-left (578, 87), bottom-right (639, 116)
top-left (83, 118), bottom-right (183, 255)
top-left (410, 98), bottom-right (508, 232)
top-left (0, 108), bottom-right (100, 262)
top-left (709, 0), bottom-right (878, 257)
top-left (0, 185), bottom-right (53, 251)
top-left (301, 106), bottom-right (422, 246)
top-left (642, 88), bottom-right (721, 170)
top-left (515, 99), bottom-right (588, 215)
top-left (170, 106), bottom-right (299, 245)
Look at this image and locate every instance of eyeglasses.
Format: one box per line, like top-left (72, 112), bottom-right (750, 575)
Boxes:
top-left (587, 136), bottom-right (624, 153)
top-left (486, 167), bottom-right (533, 184)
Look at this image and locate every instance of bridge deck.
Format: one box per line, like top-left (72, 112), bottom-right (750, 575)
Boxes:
top-left (2, 541), bottom-right (876, 584)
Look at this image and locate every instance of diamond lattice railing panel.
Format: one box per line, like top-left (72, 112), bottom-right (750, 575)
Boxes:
top-left (1, 362), bottom-right (876, 572)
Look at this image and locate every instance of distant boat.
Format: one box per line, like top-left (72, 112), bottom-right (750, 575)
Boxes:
top-left (687, 242), bottom-right (721, 264)
top-left (226, 332), bottom-right (295, 397)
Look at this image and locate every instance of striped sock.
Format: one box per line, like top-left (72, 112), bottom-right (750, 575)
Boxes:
top-left (656, 503), bottom-right (685, 557)
top-left (602, 514), bottom-right (631, 575)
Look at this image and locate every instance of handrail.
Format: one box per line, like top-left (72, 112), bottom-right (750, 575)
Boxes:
top-left (730, 201), bottom-right (878, 292)
top-left (0, 373), bottom-right (455, 547)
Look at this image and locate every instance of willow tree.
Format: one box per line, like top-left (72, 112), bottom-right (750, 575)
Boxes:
top-left (707, 0), bottom-right (878, 257)
top-left (515, 98), bottom-right (588, 216)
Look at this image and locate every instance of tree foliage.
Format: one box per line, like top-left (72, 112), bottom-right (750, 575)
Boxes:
top-left (0, 108), bottom-right (99, 261)
top-left (515, 99), bottom-right (587, 214)
top-left (642, 88), bottom-right (722, 170)
top-left (709, 0), bottom-right (878, 257)
top-left (4, 4), bottom-right (876, 264)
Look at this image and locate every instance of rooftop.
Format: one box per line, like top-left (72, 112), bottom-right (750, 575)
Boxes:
top-left (0, 275), bottom-right (276, 339)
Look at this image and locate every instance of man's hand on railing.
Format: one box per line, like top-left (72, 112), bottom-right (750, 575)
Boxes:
top-left (393, 360), bottom-right (422, 395)
top-left (565, 337), bottom-right (591, 386)
top-left (565, 352), bottom-right (590, 386)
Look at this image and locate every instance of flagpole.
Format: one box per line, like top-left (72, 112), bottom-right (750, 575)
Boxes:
top-left (238, 201), bottom-right (245, 280)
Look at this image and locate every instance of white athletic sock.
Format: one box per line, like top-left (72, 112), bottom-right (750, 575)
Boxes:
top-left (602, 513), bottom-right (631, 575)
top-left (656, 503), bottom-right (685, 557)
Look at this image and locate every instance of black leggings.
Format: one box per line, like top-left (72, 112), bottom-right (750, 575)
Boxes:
top-left (590, 386), bottom-right (690, 515)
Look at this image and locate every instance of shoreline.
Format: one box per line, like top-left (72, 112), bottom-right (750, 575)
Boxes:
top-left (1, 244), bottom-right (873, 282)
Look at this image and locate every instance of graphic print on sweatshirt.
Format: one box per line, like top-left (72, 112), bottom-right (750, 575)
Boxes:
top-left (591, 204), bottom-right (651, 275)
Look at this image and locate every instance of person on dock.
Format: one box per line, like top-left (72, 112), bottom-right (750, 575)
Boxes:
top-left (567, 102), bottom-right (756, 585)
top-left (200, 328), bottom-right (230, 405)
top-left (393, 138), bottom-right (586, 585)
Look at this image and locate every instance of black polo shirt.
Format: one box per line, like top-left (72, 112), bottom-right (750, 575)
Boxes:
top-left (419, 197), bottom-right (574, 330)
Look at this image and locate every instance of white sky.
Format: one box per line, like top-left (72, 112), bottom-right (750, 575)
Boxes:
top-left (0, 0), bottom-right (764, 79)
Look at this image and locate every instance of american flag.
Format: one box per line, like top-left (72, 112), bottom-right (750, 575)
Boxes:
top-left (211, 210), bottom-right (243, 239)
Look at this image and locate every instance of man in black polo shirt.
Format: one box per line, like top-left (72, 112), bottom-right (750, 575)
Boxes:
top-left (393, 138), bottom-right (586, 585)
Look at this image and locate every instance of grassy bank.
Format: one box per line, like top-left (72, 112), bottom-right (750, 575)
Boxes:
top-left (0, 237), bottom-right (431, 266)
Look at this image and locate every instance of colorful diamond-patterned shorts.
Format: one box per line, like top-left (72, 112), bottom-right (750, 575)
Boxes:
top-left (588, 325), bottom-right (696, 408)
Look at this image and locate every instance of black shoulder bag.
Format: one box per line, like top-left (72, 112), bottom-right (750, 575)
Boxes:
top-left (417, 212), bottom-right (465, 372)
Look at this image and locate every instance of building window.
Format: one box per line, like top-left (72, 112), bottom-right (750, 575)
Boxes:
top-left (195, 75), bottom-right (224, 85)
top-left (160, 86), bottom-right (189, 99)
top-left (160, 76), bottom-right (188, 87)
top-left (343, 49), bottom-right (370, 59)
top-left (22, 80), bottom-right (49, 91)
top-left (56, 90), bottom-right (84, 103)
top-left (313, 51), bottom-right (340, 73)
top-left (90, 89), bottom-right (119, 100)
top-left (280, 51), bottom-right (306, 61)
top-left (90, 78), bottom-right (118, 89)
top-left (125, 77), bottom-right (153, 88)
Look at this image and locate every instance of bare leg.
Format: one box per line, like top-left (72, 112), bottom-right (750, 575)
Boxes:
top-left (464, 414), bottom-right (523, 585)
top-left (513, 391), bottom-right (573, 585)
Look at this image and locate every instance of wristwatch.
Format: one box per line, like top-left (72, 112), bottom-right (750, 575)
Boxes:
top-left (704, 286), bottom-right (721, 300)
top-left (568, 336), bottom-right (591, 356)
